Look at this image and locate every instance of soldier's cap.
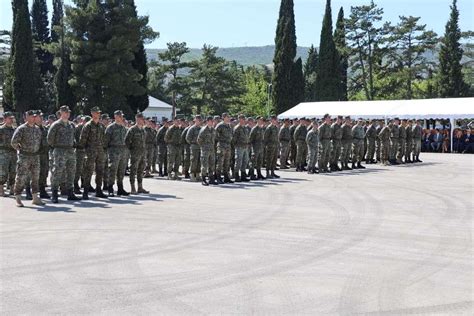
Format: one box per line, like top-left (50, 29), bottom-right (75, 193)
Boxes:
top-left (221, 113), bottom-right (229, 118)
top-left (213, 115), bottom-right (220, 120)
top-left (26, 110), bottom-right (37, 116)
top-left (270, 115), bottom-right (277, 120)
top-left (162, 117), bottom-right (168, 122)
top-left (283, 118), bottom-right (289, 122)
top-left (90, 106), bottom-right (102, 113)
top-left (323, 113), bottom-right (331, 119)
top-left (338, 115), bottom-right (343, 119)
top-left (35, 110), bottom-right (44, 116)
top-left (151, 119), bottom-right (156, 124)
top-left (59, 105), bottom-right (71, 113)
top-left (345, 116), bottom-right (351, 120)
top-left (358, 117), bottom-right (364, 121)
top-left (101, 114), bottom-right (110, 120)
top-left (312, 119), bottom-right (319, 124)
top-left (394, 117), bottom-right (400, 121)
top-left (180, 118), bottom-right (186, 122)
top-left (194, 115), bottom-right (202, 120)
top-left (83, 116), bottom-right (91, 122)
top-left (238, 114), bottom-right (246, 119)
top-left (247, 117), bottom-right (254, 122)
top-left (256, 116), bottom-right (263, 120)
top-left (300, 117), bottom-right (306, 121)
top-left (173, 116), bottom-right (180, 121)
top-left (48, 114), bottom-right (57, 120)
top-left (114, 110), bottom-right (124, 116)
top-left (3, 111), bottom-right (15, 118)
top-left (135, 112), bottom-right (144, 119)
top-left (206, 116), bottom-right (213, 121)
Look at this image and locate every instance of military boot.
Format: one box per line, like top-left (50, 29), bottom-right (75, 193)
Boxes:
top-left (108, 185), bottom-right (115, 197)
top-left (216, 173), bottom-right (224, 184)
top-left (67, 189), bottom-right (81, 201)
top-left (190, 173), bottom-right (196, 182)
top-left (0, 185), bottom-right (5, 197)
top-left (74, 182), bottom-right (82, 194)
top-left (257, 169), bottom-right (266, 180)
top-left (266, 169), bottom-right (273, 179)
top-left (234, 172), bottom-right (242, 182)
top-left (32, 193), bottom-right (45, 206)
top-left (40, 186), bottom-right (50, 199)
top-left (185, 171), bottom-right (190, 179)
top-left (51, 189), bottom-right (59, 203)
top-left (117, 182), bottom-right (130, 196)
top-left (88, 185), bottom-right (96, 193)
top-left (158, 166), bottom-right (164, 177)
top-left (130, 183), bottom-right (137, 194)
top-left (241, 171), bottom-right (250, 182)
top-left (202, 176), bottom-right (209, 186)
top-left (15, 195), bottom-right (24, 207)
top-left (82, 188), bottom-right (89, 200)
top-left (224, 173), bottom-right (234, 184)
top-left (25, 186), bottom-right (33, 200)
top-left (357, 162), bottom-right (366, 169)
top-left (250, 173), bottom-right (258, 180)
top-left (95, 188), bottom-right (108, 199)
top-left (209, 175), bottom-right (218, 185)
top-left (271, 170), bottom-right (280, 178)
top-left (352, 162), bottom-right (357, 169)
top-left (163, 167), bottom-right (168, 177)
top-left (137, 183), bottom-right (150, 194)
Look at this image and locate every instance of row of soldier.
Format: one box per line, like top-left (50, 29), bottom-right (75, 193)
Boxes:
top-left (0, 107), bottom-right (423, 207)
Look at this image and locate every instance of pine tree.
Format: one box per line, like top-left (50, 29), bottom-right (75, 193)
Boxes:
top-left (334, 7), bottom-right (348, 101)
top-left (438, 0), bottom-right (468, 97)
top-left (316, 0), bottom-right (340, 101)
top-left (272, 0), bottom-right (297, 114)
top-left (7, 0), bottom-right (38, 114)
top-left (290, 57), bottom-right (304, 107)
top-left (51, 0), bottom-right (64, 43)
top-left (31, 0), bottom-right (53, 75)
top-left (303, 45), bottom-right (319, 101)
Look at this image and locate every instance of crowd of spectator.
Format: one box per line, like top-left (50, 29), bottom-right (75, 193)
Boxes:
top-left (422, 128), bottom-right (473, 153)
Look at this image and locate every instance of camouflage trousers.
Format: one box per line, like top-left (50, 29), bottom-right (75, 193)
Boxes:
top-left (39, 152), bottom-right (49, 188)
top-left (200, 146), bottom-right (215, 176)
top-left (376, 139), bottom-right (381, 160)
top-left (250, 145), bottom-right (264, 173)
top-left (405, 140), bottom-right (413, 159)
top-left (397, 139), bottom-right (406, 161)
top-left (83, 148), bottom-right (106, 189)
top-left (290, 141), bottom-right (297, 165)
top-left (103, 152), bottom-right (109, 186)
top-left (145, 144), bottom-right (155, 172)
top-left (167, 145), bottom-right (181, 174)
top-left (14, 154), bottom-right (40, 195)
top-left (129, 150), bottom-right (145, 184)
top-left (190, 145), bottom-right (201, 174)
top-left (279, 141), bottom-right (290, 166)
top-left (330, 139), bottom-right (342, 165)
top-left (319, 140), bottom-right (332, 170)
top-left (152, 145), bottom-right (158, 168)
top-left (74, 149), bottom-right (85, 184)
top-left (381, 140), bottom-right (390, 163)
top-left (413, 140), bottom-right (421, 157)
top-left (158, 144), bottom-right (167, 169)
top-left (389, 138), bottom-right (399, 160)
top-left (0, 149), bottom-right (17, 186)
top-left (340, 140), bottom-right (352, 164)
top-left (265, 145), bottom-right (278, 170)
top-left (51, 148), bottom-right (76, 191)
top-left (234, 146), bottom-right (249, 174)
top-left (352, 139), bottom-right (365, 163)
top-left (107, 147), bottom-right (128, 185)
top-left (295, 140), bottom-right (306, 167)
top-left (307, 144), bottom-right (319, 170)
top-left (366, 138), bottom-right (376, 162)
top-left (182, 145), bottom-right (191, 174)
top-left (216, 144), bottom-right (231, 176)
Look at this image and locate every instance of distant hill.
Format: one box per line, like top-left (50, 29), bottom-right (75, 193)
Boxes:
top-left (146, 45), bottom-right (311, 66)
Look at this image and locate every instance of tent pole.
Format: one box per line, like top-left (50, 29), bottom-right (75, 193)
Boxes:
top-left (450, 118), bottom-right (455, 154)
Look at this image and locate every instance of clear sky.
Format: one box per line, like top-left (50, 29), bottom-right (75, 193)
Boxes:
top-left (1, 0), bottom-right (473, 49)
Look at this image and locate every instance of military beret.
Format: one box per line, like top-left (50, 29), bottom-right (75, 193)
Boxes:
top-left (114, 110), bottom-right (123, 116)
top-left (26, 110), bottom-right (37, 116)
top-left (3, 111), bottom-right (15, 118)
top-left (135, 112), bottom-right (144, 119)
top-left (59, 105), bottom-right (71, 113)
top-left (90, 106), bottom-right (102, 113)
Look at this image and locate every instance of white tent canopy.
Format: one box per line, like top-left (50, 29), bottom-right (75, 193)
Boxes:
top-left (278, 98), bottom-right (474, 120)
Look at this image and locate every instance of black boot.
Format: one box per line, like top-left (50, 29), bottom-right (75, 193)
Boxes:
top-left (266, 169), bottom-right (273, 179)
top-left (82, 188), bottom-right (89, 200)
top-left (40, 186), bottom-right (50, 199)
top-left (357, 162), bottom-right (366, 169)
top-left (88, 185), bottom-right (96, 193)
top-left (158, 166), bottom-right (164, 177)
top-left (202, 176), bottom-right (209, 186)
top-left (163, 167), bottom-right (168, 177)
top-left (216, 173), bottom-right (224, 184)
top-left (108, 185), bottom-right (115, 197)
top-left (95, 188), bottom-right (108, 199)
top-left (271, 170), bottom-right (280, 178)
top-left (117, 182), bottom-right (130, 196)
top-left (352, 162), bottom-right (357, 169)
top-left (74, 182), bottom-right (82, 194)
top-left (209, 175), bottom-right (218, 185)
top-left (234, 172), bottom-right (242, 182)
top-left (25, 186), bottom-right (33, 200)
top-left (60, 187), bottom-right (68, 196)
top-left (241, 171), bottom-right (250, 182)
top-left (67, 189), bottom-right (81, 201)
top-left (185, 171), bottom-right (190, 179)
top-left (257, 169), bottom-right (266, 180)
top-left (224, 174), bottom-right (234, 184)
top-left (52, 189), bottom-right (59, 204)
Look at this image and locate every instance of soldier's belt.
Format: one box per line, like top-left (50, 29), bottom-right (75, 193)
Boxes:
top-left (19, 150), bottom-right (39, 156)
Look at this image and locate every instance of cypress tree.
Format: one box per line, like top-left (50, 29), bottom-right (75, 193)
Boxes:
top-left (290, 57), bottom-right (305, 107)
top-left (316, 0), bottom-right (340, 101)
top-left (438, 0), bottom-right (468, 97)
top-left (8, 0), bottom-right (37, 114)
top-left (31, 0), bottom-right (53, 75)
top-left (304, 45), bottom-right (319, 101)
top-left (51, 0), bottom-right (64, 43)
top-left (334, 7), bottom-right (348, 101)
top-left (272, 0), bottom-right (297, 114)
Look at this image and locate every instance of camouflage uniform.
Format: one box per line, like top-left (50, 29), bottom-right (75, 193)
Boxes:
top-left (125, 124), bottom-right (146, 186)
top-left (389, 124), bottom-right (400, 162)
top-left (351, 124), bottom-right (365, 165)
top-left (181, 125), bottom-right (191, 177)
top-left (11, 123), bottom-right (42, 195)
top-left (164, 125), bottom-right (182, 178)
top-left (0, 124), bottom-right (17, 193)
top-left (197, 125), bottom-right (216, 177)
top-left (306, 127), bottom-right (320, 172)
top-left (156, 125), bottom-right (168, 175)
top-left (397, 125), bottom-right (406, 163)
top-left (412, 124), bottom-right (423, 160)
top-left (47, 119), bottom-right (76, 191)
top-left (365, 124), bottom-right (377, 163)
top-left (105, 122), bottom-right (128, 187)
top-left (289, 123), bottom-right (297, 167)
top-left (79, 120), bottom-right (106, 192)
top-left (279, 125), bottom-right (291, 168)
top-left (185, 124), bottom-right (201, 179)
top-left (249, 125), bottom-right (265, 179)
top-left (264, 124), bottom-right (279, 174)
top-left (318, 123), bottom-right (332, 171)
top-left (293, 124), bottom-right (308, 169)
top-left (74, 124), bottom-right (86, 189)
top-left (215, 121), bottom-right (233, 179)
top-left (330, 122), bottom-right (343, 169)
top-left (233, 124), bottom-right (250, 178)
top-left (340, 123), bottom-right (352, 169)
top-left (379, 125), bottom-right (391, 165)
top-left (38, 125), bottom-right (49, 191)
top-left (405, 124), bottom-right (413, 162)
top-left (375, 124), bottom-right (382, 162)
top-left (144, 126), bottom-right (157, 174)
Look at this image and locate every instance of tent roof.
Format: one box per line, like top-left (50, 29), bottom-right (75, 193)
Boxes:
top-left (278, 98), bottom-right (474, 120)
top-left (148, 96), bottom-right (172, 109)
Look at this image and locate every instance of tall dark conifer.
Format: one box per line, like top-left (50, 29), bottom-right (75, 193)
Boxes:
top-left (290, 57), bottom-right (305, 107)
top-left (51, 0), bottom-right (64, 43)
top-left (438, 0), bottom-right (468, 97)
top-left (334, 7), bottom-right (348, 101)
top-left (31, 0), bottom-right (53, 75)
top-left (316, 0), bottom-right (340, 101)
top-left (303, 45), bottom-right (319, 101)
top-left (272, 0), bottom-right (297, 114)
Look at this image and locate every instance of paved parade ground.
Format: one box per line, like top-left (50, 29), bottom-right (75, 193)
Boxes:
top-left (1, 153), bottom-right (472, 314)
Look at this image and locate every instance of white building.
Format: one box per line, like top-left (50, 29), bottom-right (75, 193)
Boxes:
top-left (142, 96), bottom-right (174, 122)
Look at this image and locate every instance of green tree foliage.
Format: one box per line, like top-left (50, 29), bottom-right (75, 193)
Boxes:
top-left (51, 0), bottom-right (64, 43)
top-left (316, 0), bottom-right (341, 101)
top-left (231, 66), bottom-right (270, 117)
top-left (159, 42), bottom-right (190, 117)
top-left (272, 0), bottom-right (297, 114)
top-left (346, 1), bottom-right (388, 100)
top-left (437, 0), bottom-right (469, 97)
top-left (289, 57), bottom-right (304, 106)
top-left (303, 45), bottom-right (319, 101)
top-left (334, 7), bottom-right (348, 101)
top-left (31, 0), bottom-right (53, 75)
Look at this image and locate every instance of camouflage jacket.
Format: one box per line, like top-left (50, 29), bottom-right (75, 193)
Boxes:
top-left (11, 123), bottom-right (42, 154)
top-left (0, 124), bottom-right (16, 151)
top-left (47, 120), bottom-right (76, 149)
top-left (105, 122), bottom-right (128, 148)
top-left (233, 124), bottom-right (249, 147)
top-left (79, 120), bottom-right (106, 149)
top-left (164, 125), bottom-right (181, 146)
top-left (125, 125), bottom-right (146, 152)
